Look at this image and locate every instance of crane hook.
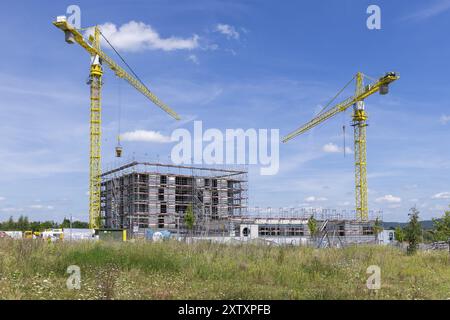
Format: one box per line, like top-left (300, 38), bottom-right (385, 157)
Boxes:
top-left (115, 135), bottom-right (123, 158)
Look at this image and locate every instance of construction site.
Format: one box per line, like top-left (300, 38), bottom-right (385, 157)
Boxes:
top-left (45, 15), bottom-right (400, 247)
top-left (97, 160), bottom-right (384, 246)
top-left (4, 2), bottom-right (450, 304)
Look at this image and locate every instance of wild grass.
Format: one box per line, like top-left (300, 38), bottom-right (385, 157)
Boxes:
top-left (0, 239), bottom-right (449, 300)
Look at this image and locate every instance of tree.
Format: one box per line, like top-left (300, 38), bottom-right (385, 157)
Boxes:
top-left (422, 230), bottom-right (435, 244)
top-left (432, 210), bottom-right (450, 242)
top-left (373, 217), bottom-right (383, 242)
top-left (394, 226), bottom-right (405, 243)
top-left (0, 216), bottom-right (90, 232)
top-left (184, 204), bottom-right (195, 236)
top-left (6, 216), bottom-right (14, 230)
top-left (16, 215), bottom-right (30, 231)
top-left (307, 216), bottom-right (318, 238)
top-left (71, 221), bottom-right (89, 229)
top-left (405, 207), bottom-right (422, 255)
top-left (61, 218), bottom-right (71, 229)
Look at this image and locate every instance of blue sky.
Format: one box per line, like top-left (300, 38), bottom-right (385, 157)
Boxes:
top-left (0, 0), bottom-right (449, 222)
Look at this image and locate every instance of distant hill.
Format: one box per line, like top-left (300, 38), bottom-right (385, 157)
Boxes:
top-left (383, 220), bottom-right (435, 230)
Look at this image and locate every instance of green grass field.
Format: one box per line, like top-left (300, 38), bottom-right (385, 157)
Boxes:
top-left (0, 239), bottom-right (449, 300)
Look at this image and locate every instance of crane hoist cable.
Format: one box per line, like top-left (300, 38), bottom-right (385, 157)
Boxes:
top-left (98, 30), bottom-right (140, 158)
top-left (342, 103), bottom-right (348, 158)
top-left (316, 76), bottom-right (355, 158)
top-left (99, 30), bottom-right (149, 96)
top-left (343, 124), bottom-right (346, 158)
top-left (115, 78), bottom-right (123, 157)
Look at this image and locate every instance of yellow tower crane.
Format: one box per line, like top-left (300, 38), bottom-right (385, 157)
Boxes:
top-left (53, 16), bottom-right (180, 229)
top-left (282, 72), bottom-right (399, 221)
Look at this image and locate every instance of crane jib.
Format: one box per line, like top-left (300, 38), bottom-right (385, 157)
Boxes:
top-left (282, 73), bottom-right (399, 142)
top-left (53, 18), bottom-right (181, 121)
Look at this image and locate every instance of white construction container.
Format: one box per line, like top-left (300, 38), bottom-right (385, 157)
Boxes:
top-left (4, 231), bottom-right (23, 239)
top-left (63, 228), bottom-right (95, 241)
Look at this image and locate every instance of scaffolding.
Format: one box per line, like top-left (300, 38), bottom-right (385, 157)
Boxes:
top-left (101, 161), bottom-right (248, 236)
top-left (245, 206), bottom-right (383, 221)
top-left (231, 208), bottom-right (383, 246)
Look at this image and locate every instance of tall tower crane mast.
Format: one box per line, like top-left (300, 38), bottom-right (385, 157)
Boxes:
top-left (53, 16), bottom-right (180, 229)
top-left (282, 72), bottom-right (399, 221)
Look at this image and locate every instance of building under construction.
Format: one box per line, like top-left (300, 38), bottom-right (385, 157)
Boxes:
top-left (231, 208), bottom-right (383, 247)
top-left (101, 161), bottom-right (381, 246)
top-left (101, 161), bottom-right (248, 236)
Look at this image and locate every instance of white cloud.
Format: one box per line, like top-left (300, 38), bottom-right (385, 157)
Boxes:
top-left (0, 207), bottom-right (24, 213)
top-left (323, 143), bottom-right (340, 153)
top-left (226, 49), bottom-right (237, 56)
top-left (322, 143), bottom-right (353, 154)
top-left (91, 21), bottom-right (199, 52)
top-left (28, 205), bottom-right (54, 210)
top-left (409, 198), bottom-right (419, 202)
top-left (431, 204), bottom-right (447, 211)
top-left (240, 27), bottom-right (249, 34)
top-left (402, 0), bottom-right (450, 21)
top-left (440, 114), bottom-right (450, 124)
top-left (204, 43), bottom-right (219, 51)
top-left (0, 196), bottom-right (5, 201)
top-left (120, 130), bottom-right (171, 143)
top-left (344, 147), bottom-right (353, 154)
top-left (375, 195), bottom-right (402, 203)
top-left (297, 203), bottom-right (311, 207)
top-left (187, 54), bottom-right (199, 65)
top-left (432, 192), bottom-right (450, 199)
top-left (215, 24), bottom-right (240, 39)
top-left (305, 196), bottom-right (328, 202)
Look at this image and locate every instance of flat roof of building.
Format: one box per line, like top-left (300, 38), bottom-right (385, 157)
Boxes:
top-left (102, 161), bottom-right (248, 179)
